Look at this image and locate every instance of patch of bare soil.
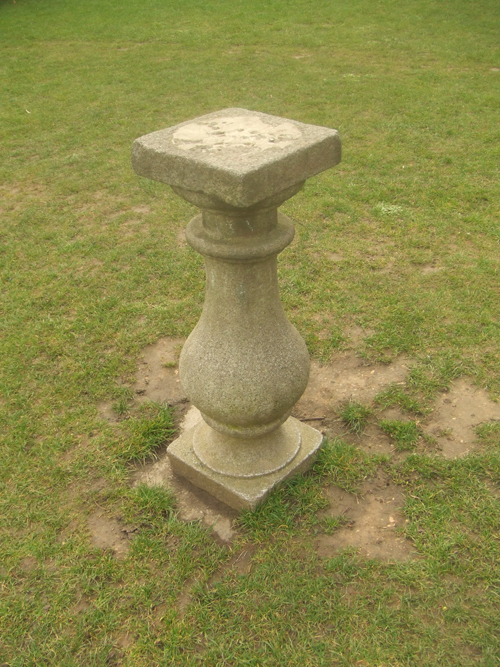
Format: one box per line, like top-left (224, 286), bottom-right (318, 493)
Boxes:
top-left (97, 399), bottom-right (120, 423)
top-left (0, 182), bottom-right (48, 214)
top-left (293, 354), bottom-right (409, 422)
top-left (423, 378), bottom-right (500, 459)
top-left (120, 221), bottom-right (150, 240)
top-left (420, 263), bottom-right (443, 275)
top-left (131, 205), bottom-right (150, 215)
top-left (177, 582), bottom-right (196, 617)
top-left (339, 420), bottom-right (395, 456)
top-left (87, 511), bottom-right (130, 558)
top-left (72, 596), bottom-right (92, 614)
top-left (19, 556), bottom-right (38, 572)
top-left (344, 324), bottom-right (375, 348)
top-left (134, 337), bottom-right (186, 405)
top-left (176, 228), bottom-right (187, 248)
top-left (97, 337), bottom-right (187, 423)
top-left (316, 471), bottom-right (414, 562)
top-left (107, 631), bottom-right (134, 666)
top-left (292, 353), bottom-right (410, 457)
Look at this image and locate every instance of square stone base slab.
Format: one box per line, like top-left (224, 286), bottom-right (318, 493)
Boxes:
top-left (167, 417), bottom-right (323, 511)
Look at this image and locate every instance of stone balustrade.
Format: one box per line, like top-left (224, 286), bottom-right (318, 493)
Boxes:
top-left (132, 108), bottom-right (341, 510)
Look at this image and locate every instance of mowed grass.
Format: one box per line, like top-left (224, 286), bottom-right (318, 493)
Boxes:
top-left (1, 0), bottom-right (500, 664)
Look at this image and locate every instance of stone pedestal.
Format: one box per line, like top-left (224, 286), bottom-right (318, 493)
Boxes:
top-left (132, 108), bottom-right (341, 510)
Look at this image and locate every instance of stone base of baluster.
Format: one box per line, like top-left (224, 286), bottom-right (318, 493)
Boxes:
top-left (167, 417), bottom-right (323, 511)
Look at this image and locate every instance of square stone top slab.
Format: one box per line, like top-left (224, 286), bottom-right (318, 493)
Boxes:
top-left (132, 108), bottom-right (341, 208)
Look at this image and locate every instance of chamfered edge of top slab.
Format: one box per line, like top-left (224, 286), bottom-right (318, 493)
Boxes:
top-left (132, 108), bottom-right (341, 208)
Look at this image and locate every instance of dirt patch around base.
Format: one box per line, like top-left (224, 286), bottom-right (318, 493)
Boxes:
top-left (293, 355), bottom-right (409, 421)
top-left (316, 471), bottom-right (414, 562)
top-left (97, 337), bottom-right (186, 422)
top-left (134, 337), bottom-right (186, 405)
top-left (111, 337), bottom-right (237, 541)
top-left (95, 336), bottom-right (500, 561)
top-left (132, 347), bottom-right (415, 547)
top-left (292, 354), bottom-right (410, 456)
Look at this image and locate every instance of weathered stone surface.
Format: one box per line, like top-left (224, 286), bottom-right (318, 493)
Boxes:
top-left (179, 252), bottom-right (310, 438)
top-left (132, 109), bottom-right (341, 511)
top-left (132, 108), bottom-right (341, 208)
top-left (192, 418), bottom-right (302, 478)
top-left (168, 417), bottom-right (323, 510)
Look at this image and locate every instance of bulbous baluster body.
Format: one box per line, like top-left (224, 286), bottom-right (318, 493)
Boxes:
top-left (180, 250), bottom-right (310, 438)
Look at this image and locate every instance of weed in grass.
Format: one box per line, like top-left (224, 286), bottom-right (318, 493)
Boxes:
top-left (111, 385), bottom-right (134, 416)
top-left (119, 402), bottom-right (175, 463)
top-left (475, 421), bottom-right (500, 448)
top-left (124, 484), bottom-right (177, 527)
top-left (374, 383), bottom-right (427, 415)
top-left (112, 396), bottom-right (130, 416)
top-left (320, 514), bottom-right (352, 535)
top-left (236, 473), bottom-right (330, 540)
top-left (314, 438), bottom-right (386, 491)
top-left (380, 419), bottom-right (420, 451)
top-left (375, 202), bottom-right (404, 216)
top-left (339, 400), bottom-right (371, 435)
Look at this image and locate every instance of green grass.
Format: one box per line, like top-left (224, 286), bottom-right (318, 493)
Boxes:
top-left (475, 421), bottom-right (500, 448)
top-left (380, 419), bottom-right (421, 451)
top-left (339, 401), bottom-right (372, 435)
top-left (374, 384), bottom-right (429, 415)
top-left (119, 402), bottom-right (176, 463)
top-left (1, 0), bottom-right (500, 664)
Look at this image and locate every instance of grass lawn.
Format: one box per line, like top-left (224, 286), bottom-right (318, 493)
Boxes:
top-left (1, 0), bottom-right (500, 664)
